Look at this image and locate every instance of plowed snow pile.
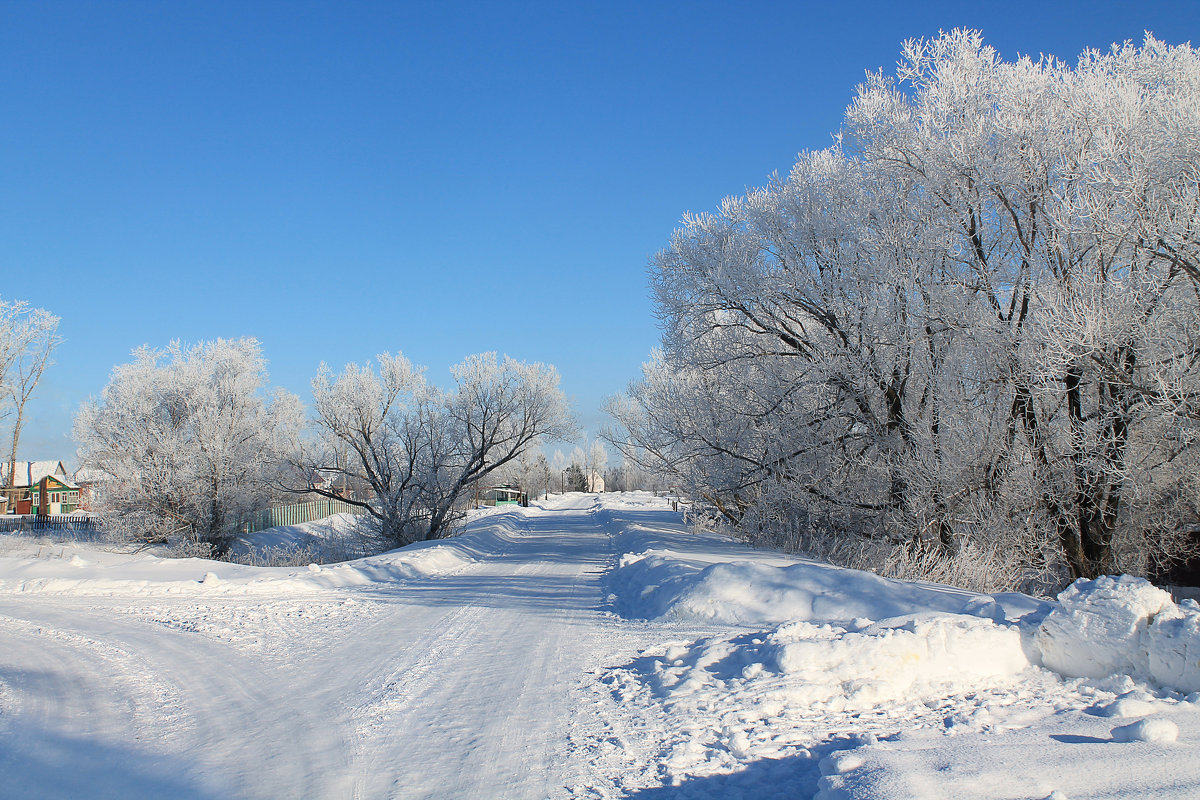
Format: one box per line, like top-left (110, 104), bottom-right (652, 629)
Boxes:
top-left (1037, 574), bottom-right (1200, 692)
top-left (596, 499), bottom-right (1200, 798)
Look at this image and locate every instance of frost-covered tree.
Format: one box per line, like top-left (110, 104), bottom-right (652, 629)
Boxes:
top-left (493, 447), bottom-right (553, 501)
top-left (844, 31), bottom-right (1200, 579)
top-left (0, 299), bottom-right (61, 489)
top-left (586, 438), bottom-right (608, 492)
top-left (304, 352), bottom-right (573, 546)
top-left (74, 339), bottom-right (304, 555)
top-left (604, 454), bottom-right (649, 493)
top-left (568, 445), bottom-right (586, 472)
top-left (612, 31), bottom-right (1200, 586)
top-left (550, 449), bottom-right (567, 492)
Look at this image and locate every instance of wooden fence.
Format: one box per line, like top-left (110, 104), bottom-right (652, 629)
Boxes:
top-left (0, 514), bottom-right (99, 534)
top-left (241, 498), bottom-right (365, 534)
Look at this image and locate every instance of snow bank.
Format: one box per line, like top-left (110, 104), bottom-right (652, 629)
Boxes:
top-left (593, 494), bottom-right (1200, 797)
top-left (813, 695), bottom-right (1200, 800)
top-left (604, 496), bottom-right (1200, 700)
top-left (766, 614), bottom-right (1030, 706)
top-left (0, 540), bottom-right (470, 596)
top-left (640, 613), bottom-right (1029, 714)
top-left (1035, 575), bottom-right (1200, 692)
top-left (606, 503), bottom-right (1200, 697)
top-left (609, 536), bottom-right (1042, 627)
top-left (0, 509), bottom-right (528, 597)
top-left (606, 607), bottom-right (1039, 787)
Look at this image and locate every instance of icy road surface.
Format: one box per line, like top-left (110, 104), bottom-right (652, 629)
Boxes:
top-left (1, 492), bottom-right (1199, 799)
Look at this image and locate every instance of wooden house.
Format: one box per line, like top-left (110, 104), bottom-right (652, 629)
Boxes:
top-left (1, 461), bottom-right (81, 514)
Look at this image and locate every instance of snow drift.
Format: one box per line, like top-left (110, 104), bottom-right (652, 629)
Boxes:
top-left (765, 614), bottom-right (1030, 706)
top-left (607, 519), bottom-right (1046, 629)
top-left (610, 519), bottom-right (1200, 694)
top-left (1036, 574), bottom-right (1200, 692)
top-left (611, 551), bottom-right (1029, 627)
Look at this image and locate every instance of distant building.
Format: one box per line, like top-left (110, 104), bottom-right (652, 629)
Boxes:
top-left (481, 485), bottom-right (526, 506)
top-left (1, 461), bottom-right (81, 514)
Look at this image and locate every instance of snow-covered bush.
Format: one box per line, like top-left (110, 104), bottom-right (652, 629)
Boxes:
top-left (878, 541), bottom-right (1049, 595)
top-left (229, 543), bottom-right (322, 568)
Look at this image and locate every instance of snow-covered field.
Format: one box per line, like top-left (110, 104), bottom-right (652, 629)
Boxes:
top-left (0, 493), bottom-right (1197, 798)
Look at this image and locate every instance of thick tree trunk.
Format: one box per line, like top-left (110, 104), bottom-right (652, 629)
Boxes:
top-left (1012, 376), bottom-right (1090, 580)
top-left (1062, 348), bottom-right (1135, 579)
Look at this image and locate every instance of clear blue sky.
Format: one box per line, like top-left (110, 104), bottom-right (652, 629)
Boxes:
top-left (3, 0), bottom-right (1198, 461)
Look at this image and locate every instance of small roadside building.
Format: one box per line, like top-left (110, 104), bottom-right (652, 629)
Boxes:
top-left (1, 461), bottom-right (81, 514)
top-left (481, 485), bottom-right (527, 506)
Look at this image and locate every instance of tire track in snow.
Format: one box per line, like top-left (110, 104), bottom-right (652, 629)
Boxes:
top-left (0, 609), bottom-right (192, 742)
top-left (341, 502), bottom-right (623, 799)
top-left (0, 600), bottom-right (356, 798)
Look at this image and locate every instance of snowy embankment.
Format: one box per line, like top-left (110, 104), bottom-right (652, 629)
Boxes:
top-left (606, 509), bottom-right (1200, 695)
top-left (593, 496), bottom-right (1200, 798)
top-left (0, 506), bottom-right (525, 597)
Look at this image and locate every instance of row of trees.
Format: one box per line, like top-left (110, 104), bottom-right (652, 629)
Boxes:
top-left (549, 439), bottom-right (609, 492)
top-left (609, 31), bottom-right (1200, 586)
top-left (487, 438), bottom-right (660, 498)
top-left (75, 340), bottom-right (574, 555)
top-left (0, 298), bottom-right (61, 491)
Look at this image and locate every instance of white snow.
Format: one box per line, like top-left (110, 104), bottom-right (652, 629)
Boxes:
top-left (1036, 574), bottom-right (1200, 692)
top-left (609, 528), bottom-right (1043, 626)
top-left (0, 510), bottom-right (514, 597)
top-left (0, 492), bottom-right (1198, 798)
top-left (1111, 717), bottom-right (1180, 743)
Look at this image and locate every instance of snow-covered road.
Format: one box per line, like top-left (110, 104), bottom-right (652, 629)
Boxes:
top-left (0, 494), bottom-right (648, 798)
top-left (2, 492), bottom-right (1199, 799)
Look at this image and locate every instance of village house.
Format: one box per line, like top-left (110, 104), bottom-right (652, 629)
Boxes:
top-left (1, 461), bottom-right (81, 514)
top-left (481, 485), bottom-right (526, 506)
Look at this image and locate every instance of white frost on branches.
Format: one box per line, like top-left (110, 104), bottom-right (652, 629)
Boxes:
top-left (304, 352), bottom-right (574, 546)
top-left (74, 339), bottom-right (304, 554)
top-left (0, 298), bottom-right (61, 486)
top-left (611, 31), bottom-right (1200, 587)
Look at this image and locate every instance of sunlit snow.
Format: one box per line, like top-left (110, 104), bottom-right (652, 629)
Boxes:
top-left (0, 493), bottom-right (1197, 798)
